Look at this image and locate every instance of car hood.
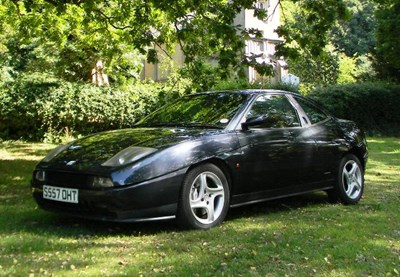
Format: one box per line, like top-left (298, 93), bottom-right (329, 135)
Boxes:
top-left (39, 127), bottom-right (216, 171)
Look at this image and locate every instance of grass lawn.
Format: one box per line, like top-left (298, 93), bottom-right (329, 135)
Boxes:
top-left (0, 138), bottom-right (399, 276)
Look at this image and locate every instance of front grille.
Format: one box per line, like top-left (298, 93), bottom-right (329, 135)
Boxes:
top-left (46, 171), bottom-right (90, 189)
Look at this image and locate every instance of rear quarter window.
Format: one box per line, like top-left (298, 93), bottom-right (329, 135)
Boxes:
top-left (295, 97), bottom-right (329, 124)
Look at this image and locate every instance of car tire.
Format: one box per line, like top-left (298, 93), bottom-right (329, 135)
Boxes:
top-left (327, 154), bottom-right (364, 205)
top-left (177, 163), bottom-right (230, 229)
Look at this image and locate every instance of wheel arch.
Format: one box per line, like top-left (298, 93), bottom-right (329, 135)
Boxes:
top-left (347, 147), bottom-right (366, 171)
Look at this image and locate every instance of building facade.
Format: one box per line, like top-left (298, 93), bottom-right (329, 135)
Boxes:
top-left (235, 0), bottom-right (284, 82)
top-left (141, 0), bottom-right (283, 83)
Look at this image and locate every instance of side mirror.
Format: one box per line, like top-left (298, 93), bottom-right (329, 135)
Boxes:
top-left (241, 115), bottom-right (268, 131)
top-left (241, 122), bottom-right (250, 131)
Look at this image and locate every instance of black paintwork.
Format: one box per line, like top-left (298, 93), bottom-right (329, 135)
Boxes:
top-left (31, 90), bottom-right (368, 222)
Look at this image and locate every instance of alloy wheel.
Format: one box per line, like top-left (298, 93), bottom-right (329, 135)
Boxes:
top-left (189, 171), bottom-right (225, 225)
top-left (342, 160), bottom-right (363, 200)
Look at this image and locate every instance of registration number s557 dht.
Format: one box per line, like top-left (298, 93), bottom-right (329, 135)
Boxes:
top-left (43, 185), bottom-right (78, 204)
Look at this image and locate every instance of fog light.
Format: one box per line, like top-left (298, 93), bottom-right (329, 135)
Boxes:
top-left (35, 170), bottom-right (46, 182)
top-left (91, 177), bottom-right (114, 188)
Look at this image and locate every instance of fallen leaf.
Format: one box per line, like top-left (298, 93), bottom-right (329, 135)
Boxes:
top-left (118, 260), bottom-right (127, 266)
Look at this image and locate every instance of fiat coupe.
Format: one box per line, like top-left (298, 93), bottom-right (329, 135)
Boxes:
top-left (31, 90), bottom-right (367, 229)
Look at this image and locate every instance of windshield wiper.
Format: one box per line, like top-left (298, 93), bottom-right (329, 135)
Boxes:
top-left (136, 122), bottom-right (222, 129)
top-left (184, 123), bottom-right (223, 129)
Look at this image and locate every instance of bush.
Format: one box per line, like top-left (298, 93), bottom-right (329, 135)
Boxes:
top-left (211, 79), bottom-right (300, 92)
top-left (308, 82), bottom-right (400, 136)
top-left (0, 75), bottom-right (170, 142)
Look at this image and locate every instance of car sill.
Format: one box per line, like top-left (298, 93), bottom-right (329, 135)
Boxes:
top-left (230, 186), bottom-right (334, 208)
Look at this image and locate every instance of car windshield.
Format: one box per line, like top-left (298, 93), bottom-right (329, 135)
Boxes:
top-left (139, 92), bottom-right (248, 128)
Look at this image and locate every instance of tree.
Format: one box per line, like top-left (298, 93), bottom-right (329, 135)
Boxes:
top-left (0, 0), bottom-right (352, 84)
top-left (279, 0), bottom-right (386, 88)
top-left (288, 48), bottom-right (339, 88)
top-left (277, 1), bottom-right (343, 88)
top-left (374, 0), bottom-right (400, 82)
top-left (330, 0), bottom-right (376, 58)
top-left (0, 1), bottom-right (144, 84)
top-left (276, 0), bottom-right (349, 60)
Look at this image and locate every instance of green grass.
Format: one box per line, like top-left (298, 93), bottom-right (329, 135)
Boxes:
top-left (0, 138), bottom-right (399, 276)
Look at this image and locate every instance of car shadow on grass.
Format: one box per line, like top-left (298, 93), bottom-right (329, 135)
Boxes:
top-left (6, 192), bottom-right (332, 239)
top-left (11, 210), bottom-right (180, 237)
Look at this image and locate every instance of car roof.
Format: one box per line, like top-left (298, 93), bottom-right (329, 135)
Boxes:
top-left (192, 89), bottom-right (300, 97)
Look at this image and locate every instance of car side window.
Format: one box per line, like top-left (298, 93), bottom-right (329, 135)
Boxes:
top-left (245, 94), bottom-right (301, 128)
top-left (295, 97), bottom-right (329, 124)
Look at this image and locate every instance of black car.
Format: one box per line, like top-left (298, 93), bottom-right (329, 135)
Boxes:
top-left (31, 90), bottom-right (368, 229)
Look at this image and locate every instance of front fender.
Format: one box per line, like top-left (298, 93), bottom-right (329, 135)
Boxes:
top-left (111, 132), bottom-right (241, 187)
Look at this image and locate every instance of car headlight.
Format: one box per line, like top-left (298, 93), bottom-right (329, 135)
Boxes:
top-left (41, 143), bottom-right (72, 162)
top-left (34, 170), bottom-right (46, 182)
top-left (101, 146), bottom-right (157, 167)
top-left (90, 176), bottom-right (114, 188)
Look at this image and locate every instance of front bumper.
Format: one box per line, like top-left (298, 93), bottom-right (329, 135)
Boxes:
top-left (31, 169), bottom-right (186, 222)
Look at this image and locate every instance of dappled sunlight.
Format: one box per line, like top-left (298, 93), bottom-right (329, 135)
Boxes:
top-left (367, 137), bottom-right (400, 144)
top-left (366, 174), bottom-right (399, 184)
top-left (1, 139), bottom-right (399, 276)
top-left (226, 217), bottom-right (287, 233)
top-left (11, 176), bottom-right (24, 181)
top-left (0, 194), bottom-right (20, 202)
top-left (367, 137), bottom-right (400, 152)
top-left (365, 137), bottom-right (400, 187)
top-left (0, 142), bottom-right (56, 161)
top-left (387, 149), bottom-right (400, 154)
top-left (0, 160), bottom-right (39, 187)
top-left (370, 238), bottom-right (400, 250)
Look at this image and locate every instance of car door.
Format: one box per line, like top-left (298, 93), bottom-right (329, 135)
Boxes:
top-left (234, 93), bottom-right (316, 201)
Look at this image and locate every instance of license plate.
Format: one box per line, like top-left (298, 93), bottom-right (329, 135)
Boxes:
top-left (43, 185), bottom-right (78, 204)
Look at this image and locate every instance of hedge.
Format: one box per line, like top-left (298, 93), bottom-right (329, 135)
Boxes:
top-left (308, 82), bottom-right (400, 136)
top-left (0, 76), bottom-right (167, 142)
top-left (1, 78), bottom-right (399, 142)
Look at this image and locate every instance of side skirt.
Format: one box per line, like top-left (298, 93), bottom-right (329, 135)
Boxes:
top-left (230, 186), bottom-right (334, 208)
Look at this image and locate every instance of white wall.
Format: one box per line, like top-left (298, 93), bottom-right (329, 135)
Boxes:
top-left (235, 0), bottom-right (282, 82)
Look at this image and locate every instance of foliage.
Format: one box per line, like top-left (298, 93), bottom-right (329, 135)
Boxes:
top-left (178, 60), bottom-right (223, 92)
top-left (278, 1), bottom-right (343, 88)
top-left (0, 0), bottom-right (251, 83)
top-left (0, 69), bottom-right (301, 142)
top-left (0, 0), bottom-right (144, 85)
top-left (308, 82), bottom-right (400, 136)
top-left (0, 0), bottom-right (364, 85)
top-left (0, 138), bottom-right (399, 276)
top-left (287, 48), bottom-right (339, 89)
top-left (374, 0), bottom-right (400, 82)
top-left (337, 54), bottom-right (357, 84)
top-left (178, 62), bottom-right (296, 92)
top-left (210, 78), bottom-right (299, 93)
top-left (0, 75), bottom-right (183, 142)
top-left (1, 0), bottom-right (397, 87)
top-left (277, 0), bottom-right (349, 60)
top-left (281, 0), bottom-right (380, 87)
top-left (330, 0), bottom-right (376, 57)
top-left (336, 54), bottom-right (376, 84)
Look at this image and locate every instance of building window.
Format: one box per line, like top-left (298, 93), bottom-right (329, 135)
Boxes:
top-left (256, 0), bottom-right (270, 10)
top-left (258, 41), bottom-right (264, 52)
